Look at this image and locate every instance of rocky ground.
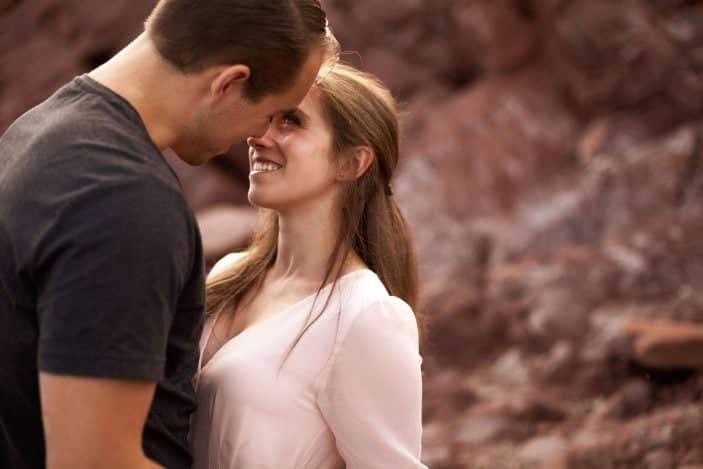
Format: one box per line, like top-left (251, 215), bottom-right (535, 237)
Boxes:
top-left (2, 0), bottom-right (703, 467)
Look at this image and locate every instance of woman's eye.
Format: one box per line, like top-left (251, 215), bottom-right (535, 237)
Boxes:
top-left (281, 114), bottom-right (301, 127)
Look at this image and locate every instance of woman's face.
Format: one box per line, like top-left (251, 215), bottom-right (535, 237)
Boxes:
top-left (246, 88), bottom-right (340, 212)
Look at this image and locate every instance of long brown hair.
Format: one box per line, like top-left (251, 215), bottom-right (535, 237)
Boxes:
top-left (206, 62), bottom-right (424, 345)
top-left (145, 0), bottom-right (336, 100)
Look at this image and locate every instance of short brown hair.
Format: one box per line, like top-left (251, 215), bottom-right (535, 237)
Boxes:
top-left (145, 0), bottom-right (336, 100)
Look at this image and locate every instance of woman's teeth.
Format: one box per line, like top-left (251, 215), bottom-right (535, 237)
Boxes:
top-left (252, 161), bottom-right (282, 172)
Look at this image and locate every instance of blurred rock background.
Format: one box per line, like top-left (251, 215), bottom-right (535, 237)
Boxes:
top-left (2, 0), bottom-right (703, 467)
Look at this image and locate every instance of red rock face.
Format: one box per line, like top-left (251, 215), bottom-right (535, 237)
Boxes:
top-left (0, 0), bottom-right (155, 128)
top-left (3, 0), bottom-right (703, 467)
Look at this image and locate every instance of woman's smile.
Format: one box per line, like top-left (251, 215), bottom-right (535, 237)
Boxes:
top-left (251, 161), bottom-right (283, 174)
top-left (250, 153), bottom-right (284, 175)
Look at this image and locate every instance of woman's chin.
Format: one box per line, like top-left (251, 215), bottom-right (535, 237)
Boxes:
top-left (247, 191), bottom-right (281, 210)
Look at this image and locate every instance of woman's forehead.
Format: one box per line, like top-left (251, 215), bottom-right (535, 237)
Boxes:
top-left (299, 87), bottom-right (323, 117)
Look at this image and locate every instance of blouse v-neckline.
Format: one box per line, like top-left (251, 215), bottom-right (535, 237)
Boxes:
top-left (199, 269), bottom-right (372, 372)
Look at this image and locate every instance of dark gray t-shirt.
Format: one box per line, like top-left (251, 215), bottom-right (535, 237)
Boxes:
top-left (0, 75), bottom-right (205, 469)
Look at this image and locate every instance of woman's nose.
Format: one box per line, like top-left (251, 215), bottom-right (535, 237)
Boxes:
top-left (247, 135), bottom-right (265, 150)
top-left (247, 134), bottom-right (268, 149)
top-left (247, 123), bottom-right (275, 148)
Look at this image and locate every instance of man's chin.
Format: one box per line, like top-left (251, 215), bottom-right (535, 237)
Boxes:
top-left (170, 146), bottom-right (222, 166)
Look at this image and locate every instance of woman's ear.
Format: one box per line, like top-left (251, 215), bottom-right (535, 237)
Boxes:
top-left (336, 146), bottom-right (374, 181)
top-left (209, 64), bottom-right (251, 105)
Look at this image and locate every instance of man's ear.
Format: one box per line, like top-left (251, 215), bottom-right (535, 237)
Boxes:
top-left (336, 146), bottom-right (374, 181)
top-left (209, 64), bottom-right (251, 104)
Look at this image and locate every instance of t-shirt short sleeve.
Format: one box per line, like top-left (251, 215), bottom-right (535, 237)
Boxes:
top-left (35, 174), bottom-right (196, 381)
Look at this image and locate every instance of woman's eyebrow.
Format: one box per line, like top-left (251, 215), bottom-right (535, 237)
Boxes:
top-left (281, 108), bottom-right (309, 119)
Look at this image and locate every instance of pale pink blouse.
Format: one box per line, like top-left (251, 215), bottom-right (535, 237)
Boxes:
top-left (189, 255), bottom-right (427, 469)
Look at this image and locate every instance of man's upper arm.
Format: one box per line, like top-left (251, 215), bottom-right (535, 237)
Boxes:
top-left (34, 175), bottom-right (194, 380)
top-left (31, 170), bottom-right (197, 469)
top-left (33, 176), bottom-right (194, 465)
top-left (39, 373), bottom-right (162, 469)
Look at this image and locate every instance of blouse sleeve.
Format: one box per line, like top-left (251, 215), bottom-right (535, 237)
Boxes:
top-left (317, 296), bottom-right (427, 469)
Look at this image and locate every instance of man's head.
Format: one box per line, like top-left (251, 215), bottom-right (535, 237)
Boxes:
top-left (145, 0), bottom-right (338, 163)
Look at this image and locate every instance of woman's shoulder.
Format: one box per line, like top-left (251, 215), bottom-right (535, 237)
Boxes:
top-left (338, 270), bottom-right (417, 340)
top-left (354, 295), bottom-right (417, 339)
top-left (340, 269), bottom-right (407, 305)
top-left (208, 251), bottom-right (248, 279)
top-left (326, 289), bottom-right (421, 380)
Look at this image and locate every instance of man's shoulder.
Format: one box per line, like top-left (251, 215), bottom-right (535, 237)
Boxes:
top-left (2, 76), bottom-right (166, 176)
top-left (1, 91), bottom-right (180, 204)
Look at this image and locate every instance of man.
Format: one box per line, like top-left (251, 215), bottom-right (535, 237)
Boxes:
top-left (0, 1), bottom-right (337, 468)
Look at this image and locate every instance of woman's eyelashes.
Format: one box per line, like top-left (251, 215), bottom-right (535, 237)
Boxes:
top-left (279, 111), bottom-right (302, 128)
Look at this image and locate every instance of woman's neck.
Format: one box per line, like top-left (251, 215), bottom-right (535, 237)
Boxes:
top-left (268, 202), bottom-right (362, 285)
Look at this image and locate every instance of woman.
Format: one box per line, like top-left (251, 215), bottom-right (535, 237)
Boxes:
top-left (190, 62), bottom-right (427, 469)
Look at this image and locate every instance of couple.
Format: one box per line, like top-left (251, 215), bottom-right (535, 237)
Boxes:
top-left (0, 1), bottom-right (427, 468)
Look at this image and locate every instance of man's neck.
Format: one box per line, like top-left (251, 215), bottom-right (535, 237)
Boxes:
top-left (88, 32), bottom-right (186, 150)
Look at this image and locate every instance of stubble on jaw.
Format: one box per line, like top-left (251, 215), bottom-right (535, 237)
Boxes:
top-left (173, 109), bottom-right (224, 165)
